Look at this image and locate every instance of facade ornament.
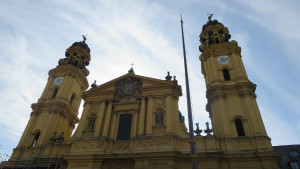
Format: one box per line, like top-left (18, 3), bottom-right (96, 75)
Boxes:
top-left (204, 122), bottom-right (213, 136)
top-left (194, 123), bottom-right (202, 136)
top-left (91, 80), bottom-right (97, 88)
top-left (87, 118), bottom-right (96, 130)
top-left (58, 39), bottom-right (91, 76)
top-left (115, 76), bottom-right (142, 98)
top-left (173, 76), bottom-right (178, 85)
top-left (155, 112), bottom-right (164, 126)
top-left (207, 13), bottom-right (213, 21)
top-left (82, 34), bottom-right (87, 42)
top-left (50, 131), bottom-right (65, 143)
top-left (49, 132), bottom-right (57, 143)
top-left (57, 132), bottom-right (65, 143)
top-left (165, 71), bottom-right (172, 81)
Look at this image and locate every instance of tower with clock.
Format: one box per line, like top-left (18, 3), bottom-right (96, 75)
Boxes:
top-left (199, 19), bottom-right (272, 146)
top-left (14, 40), bottom-right (90, 150)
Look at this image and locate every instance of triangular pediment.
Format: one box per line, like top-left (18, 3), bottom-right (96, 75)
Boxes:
top-left (83, 73), bottom-right (182, 102)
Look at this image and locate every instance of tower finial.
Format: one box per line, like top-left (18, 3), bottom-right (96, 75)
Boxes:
top-left (82, 34), bottom-right (88, 42)
top-left (130, 62), bottom-right (135, 68)
top-left (207, 13), bottom-right (213, 21)
top-left (128, 62), bottom-right (135, 74)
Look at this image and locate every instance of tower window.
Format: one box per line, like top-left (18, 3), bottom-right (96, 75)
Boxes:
top-left (51, 88), bottom-right (58, 99)
top-left (117, 114), bottom-right (132, 140)
top-left (223, 68), bottom-right (231, 81)
top-left (235, 118), bottom-right (245, 136)
top-left (70, 94), bottom-right (75, 106)
top-left (31, 132), bottom-right (40, 147)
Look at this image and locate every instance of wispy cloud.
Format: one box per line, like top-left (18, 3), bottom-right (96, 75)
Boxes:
top-left (0, 0), bottom-right (299, 156)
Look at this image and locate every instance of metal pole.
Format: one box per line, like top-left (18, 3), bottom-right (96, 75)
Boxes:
top-left (180, 14), bottom-right (198, 169)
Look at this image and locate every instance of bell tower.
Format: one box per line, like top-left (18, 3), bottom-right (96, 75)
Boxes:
top-left (16, 39), bottom-right (90, 149)
top-left (199, 18), bottom-right (271, 149)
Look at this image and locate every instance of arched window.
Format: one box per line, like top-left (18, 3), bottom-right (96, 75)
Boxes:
top-left (69, 94), bottom-right (75, 106)
top-left (51, 88), bottom-right (58, 99)
top-left (223, 68), bottom-right (231, 81)
top-left (117, 114), bottom-right (132, 140)
top-left (235, 118), bottom-right (245, 136)
top-left (31, 132), bottom-right (40, 147)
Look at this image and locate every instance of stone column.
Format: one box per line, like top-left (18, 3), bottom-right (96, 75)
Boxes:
top-left (165, 96), bottom-right (172, 134)
top-left (101, 102), bottom-right (112, 138)
top-left (146, 97), bottom-right (153, 136)
top-left (132, 110), bottom-right (138, 137)
top-left (94, 101), bottom-right (106, 137)
top-left (108, 111), bottom-right (118, 139)
top-left (137, 98), bottom-right (146, 136)
top-left (72, 103), bottom-right (90, 138)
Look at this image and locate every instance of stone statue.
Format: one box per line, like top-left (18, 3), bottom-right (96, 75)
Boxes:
top-left (87, 118), bottom-right (96, 130)
top-left (155, 113), bottom-right (163, 126)
top-left (165, 71), bottom-right (172, 81)
top-left (207, 13), bottom-right (213, 21)
top-left (82, 35), bottom-right (87, 42)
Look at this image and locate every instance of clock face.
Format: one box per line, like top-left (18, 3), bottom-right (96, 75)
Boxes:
top-left (54, 77), bottom-right (64, 85)
top-left (217, 55), bottom-right (230, 64)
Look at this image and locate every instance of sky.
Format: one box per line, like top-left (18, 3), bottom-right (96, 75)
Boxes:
top-left (0, 0), bottom-right (299, 159)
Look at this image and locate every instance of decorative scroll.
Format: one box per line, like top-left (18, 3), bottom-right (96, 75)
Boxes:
top-left (115, 76), bottom-right (142, 98)
top-left (136, 138), bottom-right (171, 149)
top-left (114, 143), bottom-right (130, 152)
top-left (72, 142), bottom-right (103, 152)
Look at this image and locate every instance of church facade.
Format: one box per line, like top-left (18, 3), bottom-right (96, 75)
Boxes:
top-left (2, 18), bottom-right (282, 169)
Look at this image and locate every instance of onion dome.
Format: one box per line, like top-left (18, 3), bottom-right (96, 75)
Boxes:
top-left (199, 19), bottom-right (231, 52)
top-left (58, 40), bottom-right (91, 76)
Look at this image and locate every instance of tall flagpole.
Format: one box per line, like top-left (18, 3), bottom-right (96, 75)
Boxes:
top-left (180, 14), bottom-right (198, 169)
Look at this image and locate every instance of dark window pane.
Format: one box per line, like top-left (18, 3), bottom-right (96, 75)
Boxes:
top-left (235, 118), bottom-right (245, 136)
top-left (52, 88), bottom-right (58, 99)
top-left (70, 94), bottom-right (75, 105)
top-left (31, 132), bottom-right (40, 147)
top-left (117, 114), bottom-right (132, 140)
top-left (223, 68), bottom-right (231, 81)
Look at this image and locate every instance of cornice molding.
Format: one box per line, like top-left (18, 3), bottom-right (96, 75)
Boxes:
top-left (206, 81), bottom-right (257, 103)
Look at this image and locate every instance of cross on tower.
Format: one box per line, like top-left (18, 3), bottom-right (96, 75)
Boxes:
top-left (130, 62), bottom-right (135, 68)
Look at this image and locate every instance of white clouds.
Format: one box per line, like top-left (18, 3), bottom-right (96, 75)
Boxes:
top-left (0, 0), bottom-right (299, 157)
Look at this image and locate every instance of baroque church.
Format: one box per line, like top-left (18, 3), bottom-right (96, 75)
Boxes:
top-left (1, 18), bottom-right (285, 169)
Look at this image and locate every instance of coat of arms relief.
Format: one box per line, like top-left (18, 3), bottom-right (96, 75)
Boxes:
top-left (115, 76), bottom-right (142, 98)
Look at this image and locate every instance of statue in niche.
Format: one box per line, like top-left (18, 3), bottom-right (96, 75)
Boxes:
top-left (155, 112), bottom-right (163, 126)
top-left (87, 118), bottom-right (95, 130)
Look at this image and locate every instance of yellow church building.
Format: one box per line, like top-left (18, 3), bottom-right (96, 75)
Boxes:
top-left (1, 18), bottom-right (282, 169)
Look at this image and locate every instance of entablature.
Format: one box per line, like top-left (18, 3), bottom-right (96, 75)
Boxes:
top-left (206, 81), bottom-right (257, 103)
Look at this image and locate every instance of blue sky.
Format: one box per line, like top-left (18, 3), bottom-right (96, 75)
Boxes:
top-left (0, 0), bottom-right (299, 158)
